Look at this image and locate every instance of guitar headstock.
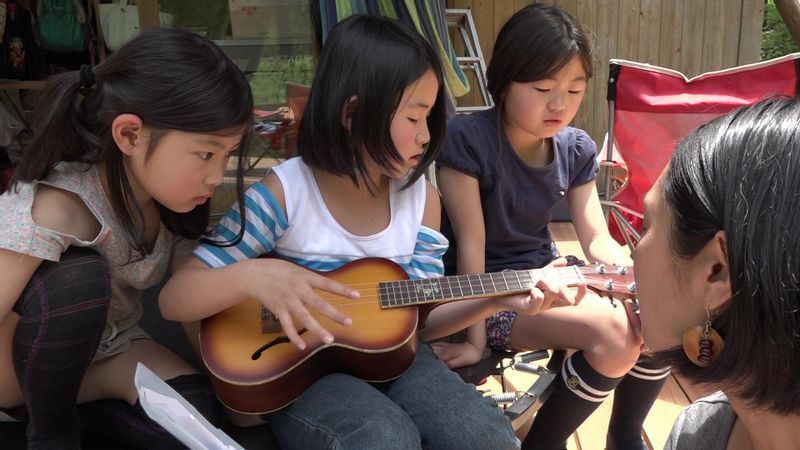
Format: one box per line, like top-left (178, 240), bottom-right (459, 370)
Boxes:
top-left (577, 264), bottom-right (637, 300)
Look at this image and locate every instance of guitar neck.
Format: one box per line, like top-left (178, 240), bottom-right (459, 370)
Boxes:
top-left (378, 266), bottom-right (583, 309)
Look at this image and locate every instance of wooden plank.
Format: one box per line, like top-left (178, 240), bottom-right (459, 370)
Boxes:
top-left (0, 80), bottom-right (46, 90)
top-left (702, 0), bottom-right (726, 71)
top-left (472, 0), bottom-right (496, 64)
top-left (573, 0), bottom-right (597, 143)
top-left (591, 0), bottom-right (618, 145)
top-left (549, 222), bottom-right (584, 257)
top-left (679, 0), bottom-right (705, 77)
top-left (556, 0), bottom-right (579, 17)
top-left (722, 0), bottom-right (744, 69)
top-left (555, 0), bottom-right (582, 135)
top-left (638, 0), bottom-right (662, 65)
top-left (739, 0), bottom-right (764, 64)
top-left (616, 0), bottom-right (640, 60)
top-left (493, 0), bottom-right (517, 47)
top-left (659, 0), bottom-right (684, 70)
top-left (137, 0), bottom-right (160, 29)
top-left (514, 0), bottom-right (533, 11)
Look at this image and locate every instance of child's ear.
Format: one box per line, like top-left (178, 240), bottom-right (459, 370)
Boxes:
top-left (111, 114), bottom-right (147, 156)
top-left (339, 95), bottom-right (358, 131)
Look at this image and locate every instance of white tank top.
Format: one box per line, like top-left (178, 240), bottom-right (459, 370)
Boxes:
top-left (271, 157), bottom-right (425, 268)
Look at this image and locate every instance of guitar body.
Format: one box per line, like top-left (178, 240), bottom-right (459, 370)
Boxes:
top-left (200, 258), bottom-right (419, 414)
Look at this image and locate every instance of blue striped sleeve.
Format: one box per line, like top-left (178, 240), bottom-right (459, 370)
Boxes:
top-left (193, 183), bottom-right (289, 268)
top-left (406, 226), bottom-right (449, 280)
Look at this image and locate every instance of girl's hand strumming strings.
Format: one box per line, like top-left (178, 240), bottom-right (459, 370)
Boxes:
top-left (241, 258), bottom-right (359, 350)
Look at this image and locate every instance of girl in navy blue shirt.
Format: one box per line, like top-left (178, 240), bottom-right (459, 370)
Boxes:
top-left (429, 5), bottom-right (671, 449)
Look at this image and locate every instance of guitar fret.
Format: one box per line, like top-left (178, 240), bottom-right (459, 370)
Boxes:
top-left (392, 281), bottom-right (403, 306)
top-left (477, 274), bottom-right (486, 296)
top-left (398, 280), bottom-right (413, 305)
top-left (468, 274), bottom-right (478, 296)
top-left (444, 276), bottom-right (455, 300)
top-left (386, 280), bottom-right (395, 307)
top-left (379, 282), bottom-right (387, 307)
top-left (514, 271), bottom-right (523, 291)
top-left (500, 271), bottom-right (509, 293)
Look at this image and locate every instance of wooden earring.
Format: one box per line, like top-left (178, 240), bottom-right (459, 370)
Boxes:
top-left (682, 311), bottom-right (724, 367)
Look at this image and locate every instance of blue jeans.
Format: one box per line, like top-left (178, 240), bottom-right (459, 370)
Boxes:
top-left (266, 341), bottom-right (520, 450)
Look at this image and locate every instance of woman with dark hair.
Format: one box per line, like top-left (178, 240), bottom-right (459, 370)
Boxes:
top-left (431, 4), bottom-right (669, 449)
top-left (0, 28), bottom-right (255, 448)
top-left (634, 97), bottom-right (800, 449)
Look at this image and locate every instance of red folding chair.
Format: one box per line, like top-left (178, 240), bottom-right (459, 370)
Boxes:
top-left (600, 54), bottom-right (800, 249)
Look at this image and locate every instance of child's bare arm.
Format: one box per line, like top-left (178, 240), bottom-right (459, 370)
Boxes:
top-left (567, 181), bottom-right (632, 266)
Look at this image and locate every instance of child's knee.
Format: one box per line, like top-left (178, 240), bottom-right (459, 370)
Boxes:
top-left (14, 247), bottom-right (111, 323)
top-left (583, 309), bottom-right (642, 377)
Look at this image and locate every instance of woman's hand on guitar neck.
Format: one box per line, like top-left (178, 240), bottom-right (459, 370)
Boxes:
top-left (242, 258), bottom-right (359, 350)
top-left (498, 277), bottom-right (587, 316)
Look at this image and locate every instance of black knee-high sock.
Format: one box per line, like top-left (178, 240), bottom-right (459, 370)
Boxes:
top-left (606, 357), bottom-right (671, 450)
top-left (522, 351), bottom-right (624, 450)
top-left (12, 248), bottom-right (111, 450)
top-left (78, 373), bottom-right (224, 449)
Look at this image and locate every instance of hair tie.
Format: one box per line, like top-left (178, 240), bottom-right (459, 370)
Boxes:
top-left (79, 64), bottom-right (95, 94)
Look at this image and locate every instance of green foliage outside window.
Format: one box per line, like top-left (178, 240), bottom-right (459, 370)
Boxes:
top-left (763, 0), bottom-right (800, 60)
top-left (249, 52), bottom-right (315, 109)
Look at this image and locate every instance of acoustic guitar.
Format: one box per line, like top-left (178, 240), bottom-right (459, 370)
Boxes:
top-left (200, 257), bottom-right (636, 414)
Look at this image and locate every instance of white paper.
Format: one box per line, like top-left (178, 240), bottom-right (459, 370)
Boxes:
top-left (134, 363), bottom-right (244, 450)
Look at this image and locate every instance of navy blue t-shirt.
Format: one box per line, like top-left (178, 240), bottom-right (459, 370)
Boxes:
top-left (437, 108), bottom-right (599, 274)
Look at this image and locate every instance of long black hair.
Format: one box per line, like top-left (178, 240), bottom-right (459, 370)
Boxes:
top-left (487, 4), bottom-right (594, 114)
top-left (11, 27), bottom-right (253, 259)
top-left (659, 97), bottom-right (800, 414)
top-left (298, 14), bottom-right (447, 190)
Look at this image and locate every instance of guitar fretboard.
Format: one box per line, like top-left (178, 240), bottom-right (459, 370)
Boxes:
top-left (378, 266), bottom-right (582, 308)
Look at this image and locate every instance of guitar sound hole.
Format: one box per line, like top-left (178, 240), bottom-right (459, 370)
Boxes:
top-left (251, 328), bottom-right (308, 360)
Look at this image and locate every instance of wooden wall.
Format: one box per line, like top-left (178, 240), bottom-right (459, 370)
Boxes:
top-left (447, 0), bottom-right (765, 145)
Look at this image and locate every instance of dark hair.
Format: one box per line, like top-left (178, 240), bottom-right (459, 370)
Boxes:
top-left (11, 28), bottom-right (253, 259)
top-left (658, 97), bottom-right (800, 414)
top-left (487, 4), bottom-right (594, 114)
top-left (298, 14), bottom-right (447, 190)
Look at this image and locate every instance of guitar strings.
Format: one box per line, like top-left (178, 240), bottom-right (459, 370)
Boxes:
top-left (260, 275), bottom-right (634, 308)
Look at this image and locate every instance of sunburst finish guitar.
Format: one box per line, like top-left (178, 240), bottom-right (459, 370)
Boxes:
top-left (200, 257), bottom-right (635, 414)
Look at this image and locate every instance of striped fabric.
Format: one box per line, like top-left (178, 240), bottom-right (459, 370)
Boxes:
top-left (628, 363), bottom-right (672, 381)
top-left (562, 355), bottom-right (616, 403)
top-left (194, 170), bottom-right (448, 281)
top-left (317, 0), bottom-right (469, 98)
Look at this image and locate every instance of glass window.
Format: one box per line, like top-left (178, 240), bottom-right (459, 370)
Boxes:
top-left (154, 0), bottom-right (315, 109)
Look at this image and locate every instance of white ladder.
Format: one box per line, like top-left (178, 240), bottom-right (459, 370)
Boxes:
top-left (446, 8), bottom-right (493, 112)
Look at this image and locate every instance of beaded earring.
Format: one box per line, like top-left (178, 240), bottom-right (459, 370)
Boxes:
top-left (682, 309), bottom-right (724, 367)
